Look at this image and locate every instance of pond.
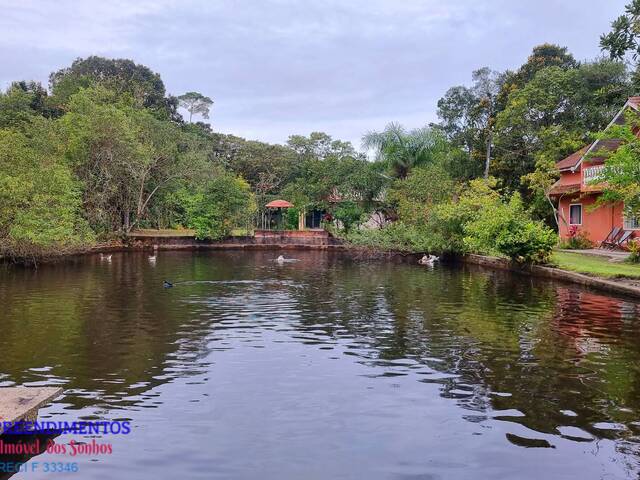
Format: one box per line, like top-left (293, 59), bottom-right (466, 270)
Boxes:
top-left (1, 250), bottom-right (639, 479)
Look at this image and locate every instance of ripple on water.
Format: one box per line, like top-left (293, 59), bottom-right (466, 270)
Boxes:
top-left (1, 252), bottom-right (640, 478)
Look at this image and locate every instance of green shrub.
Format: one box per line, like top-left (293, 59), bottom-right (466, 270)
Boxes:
top-left (174, 174), bottom-right (256, 240)
top-left (558, 231), bottom-right (593, 250)
top-left (345, 222), bottom-right (434, 253)
top-left (429, 178), bottom-right (503, 254)
top-left (463, 194), bottom-right (556, 264)
top-left (285, 207), bottom-right (300, 230)
top-left (344, 178), bottom-right (556, 264)
top-left (388, 164), bottom-right (454, 225)
top-left (333, 201), bottom-right (366, 233)
top-left (627, 239), bottom-right (640, 264)
top-left (557, 225), bottom-right (593, 249)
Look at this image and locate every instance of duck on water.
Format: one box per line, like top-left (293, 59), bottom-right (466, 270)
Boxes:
top-left (418, 255), bottom-right (439, 266)
top-left (276, 255), bottom-right (298, 264)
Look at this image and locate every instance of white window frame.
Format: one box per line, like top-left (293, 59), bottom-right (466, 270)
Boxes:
top-left (623, 214), bottom-right (640, 230)
top-left (569, 203), bottom-right (582, 226)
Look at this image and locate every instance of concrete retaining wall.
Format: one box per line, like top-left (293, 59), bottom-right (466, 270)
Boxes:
top-left (462, 254), bottom-right (640, 299)
top-left (126, 230), bottom-right (343, 250)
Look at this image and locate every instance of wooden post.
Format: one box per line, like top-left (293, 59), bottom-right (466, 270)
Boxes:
top-left (298, 209), bottom-right (305, 231)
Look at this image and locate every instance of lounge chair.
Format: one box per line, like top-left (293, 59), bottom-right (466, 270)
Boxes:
top-left (600, 226), bottom-right (622, 249)
top-left (609, 230), bottom-right (633, 250)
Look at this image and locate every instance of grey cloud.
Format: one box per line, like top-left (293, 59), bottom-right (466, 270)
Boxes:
top-left (0, 0), bottom-right (629, 147)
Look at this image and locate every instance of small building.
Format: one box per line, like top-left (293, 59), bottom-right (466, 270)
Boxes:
top-left (549, 96), bottom-right (640, 245)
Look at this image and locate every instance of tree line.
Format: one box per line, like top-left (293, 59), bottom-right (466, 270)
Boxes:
top-left (2, 1), bottom-right (640, 263)
top-left (348, 1), bottom-right (640, 262)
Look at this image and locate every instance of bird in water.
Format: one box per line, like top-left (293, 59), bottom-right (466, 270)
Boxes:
top-left (99, 254), bottom-right (112, 262)
top-left (276, 255), bottom-right (286, 264)
top-left (163, 280), bottom-right (173, 288)
top-left (418, 254), bottom-right (439, 266)
top-left (148, 253), bottom-right (157, 263)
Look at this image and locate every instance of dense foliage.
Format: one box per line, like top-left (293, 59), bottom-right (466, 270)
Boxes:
top-left (172, 173), bottom-right (256, 240)
top-left (597, 111), bottom-right (640, 217)
top-left (1, 2), bottom-right (638, 264)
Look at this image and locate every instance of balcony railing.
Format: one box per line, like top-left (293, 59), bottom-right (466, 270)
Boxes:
top-left (583, 165), bottom-right (605, 184)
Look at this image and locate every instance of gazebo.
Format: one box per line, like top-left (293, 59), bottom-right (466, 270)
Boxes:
top-left (264, 199), bottom-right (294, 230)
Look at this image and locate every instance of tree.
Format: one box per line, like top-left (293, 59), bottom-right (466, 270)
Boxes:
top-left (178, 91), bottom-right (214, 123)
top-left (362, 123), bottom-right (447, 178)
top-left (494, 59), bottom-right (631, 191)
top-left (287, 132), bottom-right (359, 161)
top-left (0, 119), bottom-right (93, 256)
top-left (601, 0), bottom-right (640, 62)
top-left (511, 44), bottom-right (577, 87)
top-left (0, 84), bottom-right (39, 130)
top-left (437, 68), bottom-right (504, 179)
top-left (387, 163), bottom-right (454, 226)
top-left (174, 173), bottom-right (256, 240)
top-left (521, 127), bottom-right (583, 228)
top-left (597, 110), bottom-right (640, 218)
top-left (333, 201), bottom-right (366, 233)
top-left (49, 56), bottom-right (180, 121)
top-left (282, 154), bottom-right (384, 212)
top-left (279, 132), bottom-right (384, 217)
top-left (218, 136), bottom-right (297, 196)
top-left (436, 85), bottom-right (478, 159)
top-left (62, 86), bottom-right (206, 233)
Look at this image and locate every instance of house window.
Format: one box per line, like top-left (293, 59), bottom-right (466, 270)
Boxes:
top-left (624, 215), bottom-right (640, 230)
top-left (569, 204), bottom-right (582, 225)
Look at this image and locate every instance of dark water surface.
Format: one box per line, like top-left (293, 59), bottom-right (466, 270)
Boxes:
top-left (1, 251), bottom-right (640, 479)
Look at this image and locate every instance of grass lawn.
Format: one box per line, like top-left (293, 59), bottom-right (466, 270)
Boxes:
top-left (552, 251), bottom-right (640, 279)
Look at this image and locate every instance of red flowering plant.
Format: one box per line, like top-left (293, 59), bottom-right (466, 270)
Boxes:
top-left (568, 225), bottom-right (578, 238)
top-left (561, 225), bottom-right (593, 249)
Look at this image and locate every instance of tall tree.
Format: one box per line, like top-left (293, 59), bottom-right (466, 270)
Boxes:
top-left (494, 59), bottom-right (631, 191)
top-left (177, 91), bottom-right (214, 123)
top-left (437, 68), bottom-right (504, 179)
top-left (49, 56), bottom-right (180, 121)
top-left (62, 86), bottom-right (206, 232)
top-left (287, 132), bottom-right (359, 161)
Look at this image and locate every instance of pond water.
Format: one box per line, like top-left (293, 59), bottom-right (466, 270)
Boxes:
top-left (1, 250), bottom-right (640, 479)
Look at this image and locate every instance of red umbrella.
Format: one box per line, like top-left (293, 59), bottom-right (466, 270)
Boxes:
top-left (265, 200), bottom-right (294, 208)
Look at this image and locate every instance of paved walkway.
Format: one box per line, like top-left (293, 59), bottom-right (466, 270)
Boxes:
top-left (558, 248), bottom-right (630, 262)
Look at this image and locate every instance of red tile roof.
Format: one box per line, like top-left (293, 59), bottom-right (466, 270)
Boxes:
top-left (556, 97), bottom-right (640, 171)
top-left (556, 146), bottom-right (589, 171)
top-left (548, 182), bottom-right (580, 196)
top-left (589, 139), bottom-right (623, 161)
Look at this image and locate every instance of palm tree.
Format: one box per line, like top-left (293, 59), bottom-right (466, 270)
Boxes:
top-left (362, 123), bottom-right (446, 178)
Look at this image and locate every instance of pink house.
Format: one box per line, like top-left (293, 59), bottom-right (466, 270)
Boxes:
top-left (549, 97), bottom-right (640, 246)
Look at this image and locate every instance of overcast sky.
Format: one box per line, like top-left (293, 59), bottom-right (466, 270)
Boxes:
top-left (0, 0), bottom-right (629, 148)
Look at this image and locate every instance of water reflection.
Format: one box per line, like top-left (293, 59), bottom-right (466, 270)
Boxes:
top-left (0, 251), bottom-right (639, 479)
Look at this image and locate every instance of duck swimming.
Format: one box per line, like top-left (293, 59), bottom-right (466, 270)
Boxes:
top-left (418, 254), bottom-right (439, 266)
top-left (276, 255), bottom-right (286, 264)
top-left (163, 280), bottom-right (173, 288)
top-left (100, 254), bottom-right (112, 262)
